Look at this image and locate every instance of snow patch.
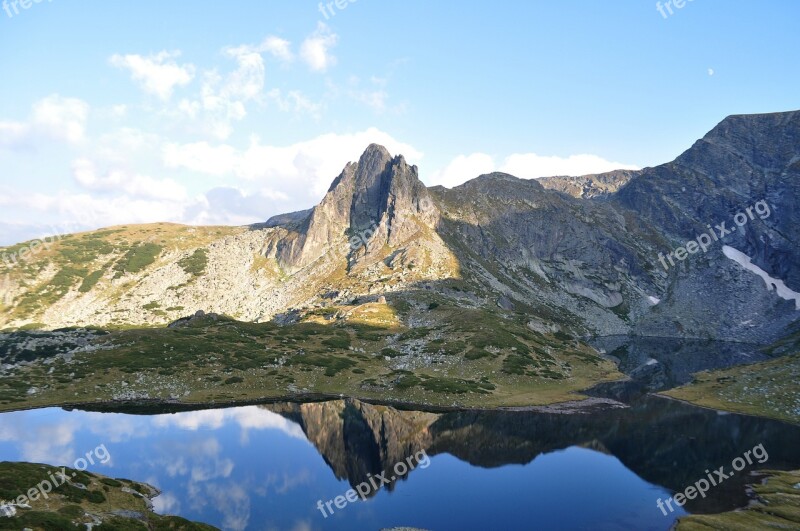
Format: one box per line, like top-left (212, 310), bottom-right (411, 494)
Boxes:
top-left (722, 246), bottom-right (800, 310)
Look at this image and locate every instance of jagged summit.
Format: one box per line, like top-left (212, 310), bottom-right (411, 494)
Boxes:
top-left (266, 144), bottom-right (438, 271)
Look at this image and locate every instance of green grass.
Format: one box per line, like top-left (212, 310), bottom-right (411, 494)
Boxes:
top-left (0, 306), bottom-right (622, 410)
top-left (113, 243), bottom-right (163, 277)
top-left (79, 270), bottom-right (104, 293)
top-left (663, 352), bottom-right (800, 425)
top-left (321, 334), bottom-right (351, 349)
top-left (178, 248), bottom-right (208, 277)
top-left (0, 462), bottom-right (217, 530)
top-left (420, 376), bottom-right (493, 394)
top-left (676, 469), bottom-right (800, 530)
top-left (287, 353), bottom-right (356, 376)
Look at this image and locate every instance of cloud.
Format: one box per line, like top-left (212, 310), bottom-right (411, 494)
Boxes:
top-left (300, 22), bottom-right (338, 72)
top-left (111, 51), bottom-right (195, 100)
top-left (150, 406), bottom-right (307, 440)
top-left (225, 35), bottom-right (294, 65)
top-left (501, 153), bottom-right (639, 179)
top-left (71, 158), bottom-right (188, 201)
top-left (0, 189), bottom-right (193, 234)
top-left (260, 36), bottom-right (294, 62)
top-left (0, 94), bottom-right (89, 150)
top-left (427, 152), bottom-right (639, 188)
top-left (175, 45), bottom-right (271, 140)
top-left (152, 492), bottom-right (181, 514)
top-left (427, 153), bottom-right (495, 188)
top-left (353, 89), bottom-right (389, 112)
top-left (32, 95), bottom-right (90, 143)
top-left (344, 76), bottom-right (399, 114)
top-left (266, 89), bottom-right (323, 117)
top-left (162, 128), bottom-right (423, 198)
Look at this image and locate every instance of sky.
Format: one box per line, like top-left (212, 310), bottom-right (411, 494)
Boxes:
top-left (0, 0), bottom-right (798, 245)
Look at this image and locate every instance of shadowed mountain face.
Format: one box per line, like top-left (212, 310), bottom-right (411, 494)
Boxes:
top-left (587, 336), bottom-right (772, 396)
top-left (1, 111), bottom-right (798, 345)
top-left (264, 397), bottom-right (800, 515)
top-left (251, 111), bottom-right (800, 343)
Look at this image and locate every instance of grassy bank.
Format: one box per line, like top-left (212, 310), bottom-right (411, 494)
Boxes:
top-left (676, 469), bottom-right (800, 530)
top-left (662, 352), bottom-right (800, 425)
top-left (0, 462), bottom-right (216, 530)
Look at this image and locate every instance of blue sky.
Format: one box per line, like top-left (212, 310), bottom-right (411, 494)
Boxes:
top-left (1, 0), bottom-right (798, 244)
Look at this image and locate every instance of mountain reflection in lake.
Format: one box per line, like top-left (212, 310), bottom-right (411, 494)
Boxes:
top-left (1, 395), bottom-right (798, 531)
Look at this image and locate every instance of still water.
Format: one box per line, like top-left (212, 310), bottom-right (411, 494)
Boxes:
top-left (1, 394), bottom-right (799, 531)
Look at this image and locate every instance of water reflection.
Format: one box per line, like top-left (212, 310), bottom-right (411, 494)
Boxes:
top-left (0, 397), bottom-right (798, 530)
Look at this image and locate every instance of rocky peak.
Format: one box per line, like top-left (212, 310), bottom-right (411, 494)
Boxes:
top-left (269, 144), bottom-right (438, 271)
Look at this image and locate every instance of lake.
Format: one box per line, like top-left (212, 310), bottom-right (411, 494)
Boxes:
top-left (1, 392), bottom-right (799, 531)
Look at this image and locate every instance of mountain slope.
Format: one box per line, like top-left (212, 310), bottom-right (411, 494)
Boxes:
top-left (1, 112), bottom-right (798, 345)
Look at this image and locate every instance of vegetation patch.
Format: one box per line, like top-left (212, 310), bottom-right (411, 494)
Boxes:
top-left (79, 270), bottom-right (104, 293)
top-left (676, 469), bottom-right (800, 530)
top-left (178, 248), bottom-right (208, 277)
top-left (113, 243), bottom-right (163, 277)
top-left (420, 376), bottom-right (493, 394)
top-left (287, 353), bottom-right (356, 376)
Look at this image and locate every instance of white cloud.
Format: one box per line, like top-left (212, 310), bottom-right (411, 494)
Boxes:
top-left (501, 153), bottom-right (639, 179)
top-left (111, 104), bottom-right (128, 117)
top-left (257, 35), bottom-right (294, 63)
top-left (220, 47), bottom-right (267, 101)
top-left (162, 141), bottom-right (239, 175)
top-left (163, 128), bottom-right (423, 198)
top-left (32, 95), bottom-right (90, 143)
top-left (71, 158), bottom-right (188, 201)
top-left (426, 152), bottom-right (640, 188)
top-left (225, 35), bottom-right (294, 64)
top-left (111, 51), bottom-right (195, 100)
top-left (344, 75), bottom-right (398, 114)
top-left (0, 94), bottom-right (89, 149)
top-left (175, 45), bottom-right (270, 140)
top-left (151, 406), bottom-right (307, 440)
top-left (300, 22), bottom-right (338, 72)
top-left (352, 88), bottom-right (389, 113)
top-left (427, 153), bottom-right (495, 188)
top-left (0, 189), bottom-right (192, 232)
top-left (266, 88), bottom-right (323, 117)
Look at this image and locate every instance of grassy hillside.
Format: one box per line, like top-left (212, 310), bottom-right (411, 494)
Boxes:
top-left (0, 223), bottom-right (243, 329)
top-left (0, 299), bottom-right (622, 411)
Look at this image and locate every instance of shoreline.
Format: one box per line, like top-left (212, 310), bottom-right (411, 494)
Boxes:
top-left (654, 392), bottom-right (800, 427)
top-left (0, 391), bottom-right (630, 416)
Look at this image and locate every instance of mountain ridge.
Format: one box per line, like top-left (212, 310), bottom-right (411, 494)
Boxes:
top-left (1, 111), bottom-right (798, 345)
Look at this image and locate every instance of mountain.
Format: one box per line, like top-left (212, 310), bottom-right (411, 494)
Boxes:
top-left (1, 111), bottom-right (798, 346)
